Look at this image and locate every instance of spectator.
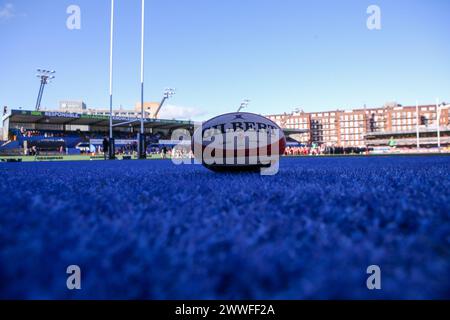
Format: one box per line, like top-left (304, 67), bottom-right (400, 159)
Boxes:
top-left (102, 137), bottom-right (109, 160)
top-left (161, 146), bottom-right (167, 159)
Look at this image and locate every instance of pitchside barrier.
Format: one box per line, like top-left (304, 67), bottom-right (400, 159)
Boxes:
top-left (36, 156), bottom-right (64, 161)
top-left (1, 158), bottom-right (23, 162)
top-left (90, 155), bottom-right (105, 160)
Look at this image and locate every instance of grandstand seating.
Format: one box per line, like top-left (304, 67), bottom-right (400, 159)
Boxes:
top-left (9, 129), bottom-right (82, 148)
top-left (0, 140), bottom-right (22, 155)
top-left (0, 128), bottom-right (172, 155)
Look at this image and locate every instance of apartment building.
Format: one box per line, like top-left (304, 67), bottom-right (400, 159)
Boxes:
top-left (310, 111), bottom-right (339, 146)
top-left (266, 102), bottom-right (450, 147)
top-left (268, 111), bottom-right (311, 144)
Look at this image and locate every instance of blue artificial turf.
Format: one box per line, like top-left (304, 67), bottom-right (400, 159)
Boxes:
top-left (0, 156), bottom-right (449, 299)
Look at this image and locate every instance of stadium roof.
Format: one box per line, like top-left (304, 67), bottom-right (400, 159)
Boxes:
top-left (2, 109), bottom-right (308, 136)
top-left (4, 109), bottom-right (195, 131)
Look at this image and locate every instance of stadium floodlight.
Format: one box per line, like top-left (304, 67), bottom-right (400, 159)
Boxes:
top-left (35, 69), bottom-right (56, 111)
top-left (154, 88), bottom-right (176, 119)
top-left (293, 107), bottom-right (305, 115)
top-left (164, 88), bottom-right (176, 99)
top-left (237, 99), bottom-right (250, 112)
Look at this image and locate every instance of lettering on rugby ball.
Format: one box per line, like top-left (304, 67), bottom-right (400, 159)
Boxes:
top-left (192, 112), bottom-right (286, 172)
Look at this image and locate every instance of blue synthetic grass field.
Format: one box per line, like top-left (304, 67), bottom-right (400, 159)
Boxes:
top-left (0, 156), bottom-right (449, 299)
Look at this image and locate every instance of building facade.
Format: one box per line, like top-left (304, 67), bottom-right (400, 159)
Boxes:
top-left (135, 102), bottom-right (160, 118)
top-left (59, 100), bottom-right (87, 113)
top-left (266, 102), bottom-right (450, 147)
top-left (55, 101), bottom-right (161, 118)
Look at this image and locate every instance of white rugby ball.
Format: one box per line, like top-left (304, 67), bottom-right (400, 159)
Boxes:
top-left (192, 112), bottom-right (286, 172)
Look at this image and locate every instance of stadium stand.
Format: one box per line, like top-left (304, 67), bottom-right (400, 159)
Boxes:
top-left (0, 109), bottom-right (194, 156)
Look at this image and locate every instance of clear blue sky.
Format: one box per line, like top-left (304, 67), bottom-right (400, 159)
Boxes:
top-left (1, 0), bottom-right (449, 120)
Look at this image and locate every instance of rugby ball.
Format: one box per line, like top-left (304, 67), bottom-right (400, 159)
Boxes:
top-left (192, 112), bottom-right (286, 172)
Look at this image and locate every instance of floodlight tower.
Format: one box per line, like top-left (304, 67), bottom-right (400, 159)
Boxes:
top-left (154, 88), bottom-right (176, 119)
top-left (35, 69), bottom-right (55, 111)
top-left (237, 99), bottom-right (250, 112)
